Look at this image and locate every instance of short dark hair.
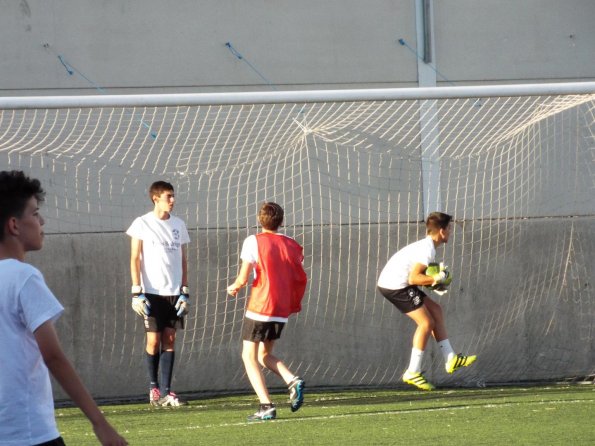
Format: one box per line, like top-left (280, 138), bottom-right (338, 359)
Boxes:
top-left (426, 211), bottom-right (452, 235)
top-left (0, 170), bottom-right (45, 241)
top-left (149, 181), bottom-right (174, 203)
top-left (258, 202), bottom-right (284, 231)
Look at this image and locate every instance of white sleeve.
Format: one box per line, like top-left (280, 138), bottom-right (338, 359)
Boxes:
top-left (240, 235), bottom-right (258, 264)
top-left (412, 238), bottom-right (434, 266)
top-left (20, 270), bottom-right (64, 333)
top-left (180, 221), bottom-right (191, 245)
top-left (125, 216), bottom-right (144, 240)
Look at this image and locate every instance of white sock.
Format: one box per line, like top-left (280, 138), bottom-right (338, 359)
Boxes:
top-left (407, 348), bottom-right (424, 373)
top-left (438, 339), bottom-right (456, 362)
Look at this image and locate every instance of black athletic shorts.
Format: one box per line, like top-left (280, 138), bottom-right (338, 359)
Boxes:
top-left (241, 319), bottom-right (285, 342)
top-left (34, 437), bottom-right (66, 446)
top-left (377, 285), bottom-right (426, 314)
top-left (143, 293), bottom-right (184, 332)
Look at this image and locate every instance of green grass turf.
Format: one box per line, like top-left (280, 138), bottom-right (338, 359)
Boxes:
top-left (56, 385), bottom-right (594, 445)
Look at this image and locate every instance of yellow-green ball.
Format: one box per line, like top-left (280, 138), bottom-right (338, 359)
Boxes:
top-left (425, 262), bottom-right (453, 287)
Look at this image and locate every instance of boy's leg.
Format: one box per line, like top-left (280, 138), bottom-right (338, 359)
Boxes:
top-left (402, 305), bottom-right (435, 390)
top-left (422, 296), bottom-right (448, 343)
top-left (242, 340), bottom-right (272, 404)
top-left (145, 332), bottom-right (161, 404)
top-left (258, 340), bottom-right (296, 384)
top-left (405, 305), bottom-right (435, 351)
top-left (424, 296), bottom-right (477, 373)
top-left (259, 339), bottom-right (305, 413)
top-left (242, 339), bottom-right (277, 421)
top-left (159, 328), bottom-right (176, 395)
top-left (144, 294), bottom-right (164, 404)
top-left (158, 328), bottom-right (187, 406)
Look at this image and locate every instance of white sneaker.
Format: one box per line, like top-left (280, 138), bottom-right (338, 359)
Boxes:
top-left (158, 392), bottom-right (186, 407)
top-left (247, 404), bottom-right (276, 421)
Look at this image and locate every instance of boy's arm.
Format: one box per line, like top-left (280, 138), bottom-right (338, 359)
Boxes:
top-left (227, 260), bottom-right (253, 296)
top-left (130, 237), bottom-right (142, 287)
top-left (34, 321), bottom-right (127, 446)
top-left (407, 262), bottom-right (436, 287)
top-left (181, 244), bottom-right (188, 287)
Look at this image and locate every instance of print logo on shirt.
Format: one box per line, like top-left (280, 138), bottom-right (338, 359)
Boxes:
top-left (173, 229), bottom-right (180, 240)
top-left (151, 239), bottom-right (181, 252)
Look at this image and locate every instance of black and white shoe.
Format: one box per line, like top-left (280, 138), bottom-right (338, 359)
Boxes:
top-left (247, 404), bottom-right (277, 421)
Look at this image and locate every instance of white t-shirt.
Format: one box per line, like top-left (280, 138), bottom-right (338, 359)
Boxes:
top-left (126, 212), bottom-right (190, 295)
top-left (0, 259), bottom-right (64, 445)
top-left (377, 236), bottom-right (436, 290)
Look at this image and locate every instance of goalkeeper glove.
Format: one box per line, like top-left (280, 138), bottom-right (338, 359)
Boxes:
top-left (432, 285), bottom-right (449, 296)
top-left (430, 262), bottom-right (451, 287)
top-left (175, 286), bottom-right (190, 317)
top-left (131, 286), bottom-right (150, 317)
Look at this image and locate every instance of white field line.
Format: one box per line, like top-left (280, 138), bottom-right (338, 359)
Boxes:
top-left (147, 398), bottom-right (593, 431)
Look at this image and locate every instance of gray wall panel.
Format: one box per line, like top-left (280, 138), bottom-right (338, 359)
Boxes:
top-left (27, 217), bottom-right (594, 399)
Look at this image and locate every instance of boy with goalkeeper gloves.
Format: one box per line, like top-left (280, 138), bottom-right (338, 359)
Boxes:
top-left (377, 212), bottom-right (476, 390)
top-left (126, 181), bottom-right (191, 407)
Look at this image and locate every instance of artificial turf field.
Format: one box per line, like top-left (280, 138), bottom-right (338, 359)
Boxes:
top-left (56, 384), bottom-right (593, 445)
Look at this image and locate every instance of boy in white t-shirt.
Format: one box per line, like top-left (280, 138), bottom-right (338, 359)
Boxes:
top-left (0, 170), bottom-right (127, 446)
top-left (377, 212), bottom-right (477, 390)
top-left (126, 181), bottom-right (191, 407)
top-left (227, 202), bottom-right (307, 421)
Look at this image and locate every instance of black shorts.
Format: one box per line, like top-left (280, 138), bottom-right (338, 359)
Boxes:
top-left (143, 293), bottom-right (184, 332)
top-left (378, 285), bottom-right (426, 314)
top-left (241, 319), bottom-right (285, 342)
top-left (35, 437), bottom-right (66, 446)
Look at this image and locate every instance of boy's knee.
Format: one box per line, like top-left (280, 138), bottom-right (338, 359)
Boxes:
top-left (420, 317), bottom-right (435, 333)
top-left (146, 339), bottom-right (160, 353)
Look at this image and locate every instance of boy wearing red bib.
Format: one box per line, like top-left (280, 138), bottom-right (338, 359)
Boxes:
top-left (227, 202), bottom-right (307, 421)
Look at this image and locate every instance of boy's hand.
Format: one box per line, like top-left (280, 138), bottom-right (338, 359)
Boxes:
top-left (227, 283), bottom-right (241, 296)
top-left (430, 269), bottom-right (450, 286)
top-left (175, 286), bottom-right (190, 317)
top-left (131, 286), bottom-right (150, 317)
top-left (93, 420), bottom-right (128, 445)
top-left (428, 263), bottom-right (451, 287)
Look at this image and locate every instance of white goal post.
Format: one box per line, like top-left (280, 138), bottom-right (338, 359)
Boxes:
top-left (1, 82), bottom-right (593, 397)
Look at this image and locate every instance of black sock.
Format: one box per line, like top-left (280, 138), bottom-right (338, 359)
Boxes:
top-left (159, 350), bottom-right (175, 396)
top-left (145, 352), bottom-right (160, 390)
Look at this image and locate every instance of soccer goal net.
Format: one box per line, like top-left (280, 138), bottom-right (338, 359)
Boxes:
top-left (1, 83), bottom-right (593, 397)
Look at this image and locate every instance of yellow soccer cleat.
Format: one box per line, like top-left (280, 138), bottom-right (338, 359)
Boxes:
top-left (402, 370), bottom-right (435, 391)
top-left (445, 354), bottom-right (477, 374)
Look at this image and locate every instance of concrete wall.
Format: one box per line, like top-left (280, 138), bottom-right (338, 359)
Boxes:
top-left (1, 1), bottom-right (594, 96)
top-left (27, 216), bottom-right (594, 399)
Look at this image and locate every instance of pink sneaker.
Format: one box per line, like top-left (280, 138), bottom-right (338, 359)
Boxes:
top-left (149, 387), bottom-right (161, 406)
